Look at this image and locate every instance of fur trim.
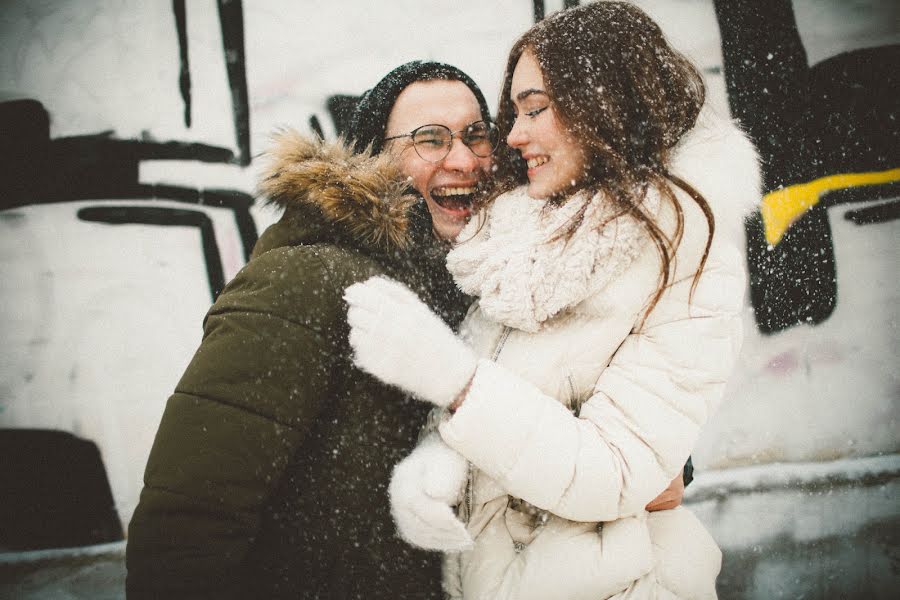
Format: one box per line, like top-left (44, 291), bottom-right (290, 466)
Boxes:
top-left (257, 129), bottom-right (417, 250)
top-left (671, 109), bottom-right (763, 246)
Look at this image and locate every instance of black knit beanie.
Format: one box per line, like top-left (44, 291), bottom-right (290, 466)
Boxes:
top-left (347, 61), bottom-right (491, 155)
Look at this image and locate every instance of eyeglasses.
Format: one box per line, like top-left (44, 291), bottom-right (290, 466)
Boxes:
top-left (384, 120), bottom-right (500, 163)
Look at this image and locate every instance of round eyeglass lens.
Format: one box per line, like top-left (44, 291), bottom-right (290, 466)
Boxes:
top-left (464, 122), bottom-right (500, 157)
top-left (411, 125), bottom-right (453, 162)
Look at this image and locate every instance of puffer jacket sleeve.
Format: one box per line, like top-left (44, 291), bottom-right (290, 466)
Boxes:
top-left (126, 246), bottom-right (348, 599)
top-left (439, 243), bottom-right (746, 523)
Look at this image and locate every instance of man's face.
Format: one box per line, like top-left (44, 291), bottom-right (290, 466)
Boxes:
top-left (384, 80), bottom-right (492, 240)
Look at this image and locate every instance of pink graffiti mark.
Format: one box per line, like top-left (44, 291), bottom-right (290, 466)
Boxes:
top-left (765, 350), bottom-right (800, 376)
top-left (763, 342), bottom-right (845, 376)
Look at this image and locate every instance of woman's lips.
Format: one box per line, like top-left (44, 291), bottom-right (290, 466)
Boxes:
top-left (526, 155), bottom-right (549, 178)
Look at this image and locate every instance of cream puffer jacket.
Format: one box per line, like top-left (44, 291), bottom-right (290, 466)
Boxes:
top-left (435, 113), bottom-right (761, 600)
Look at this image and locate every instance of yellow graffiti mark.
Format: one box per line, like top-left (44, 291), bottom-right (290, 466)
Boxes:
top-left (761, 167), bottom-right (900, 246)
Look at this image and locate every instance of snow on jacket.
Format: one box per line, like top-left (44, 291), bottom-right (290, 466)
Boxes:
top-left (435, 112), bottom-right (761, 600)
top-left (126, 133), bottom-right (469, 599)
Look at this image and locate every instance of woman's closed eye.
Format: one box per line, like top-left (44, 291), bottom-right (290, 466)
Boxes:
top-left (513, 106), bottom-right (549, 120)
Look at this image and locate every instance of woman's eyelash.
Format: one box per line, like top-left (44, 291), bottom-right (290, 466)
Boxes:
top-left (512, 106), bottom-right (548, 120)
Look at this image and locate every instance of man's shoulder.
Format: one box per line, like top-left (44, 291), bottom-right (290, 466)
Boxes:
top-left (246, 243), bottom-right (388, 290)
top-left (213, 243), bottom-right (388, 325)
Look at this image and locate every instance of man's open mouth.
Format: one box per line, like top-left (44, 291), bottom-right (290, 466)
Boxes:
top-left (431, 187), bottom-right (475, 212)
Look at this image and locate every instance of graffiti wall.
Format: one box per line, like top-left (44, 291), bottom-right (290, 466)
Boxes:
top-left (693, 0), bottom-right (899, 469)
top-left (0, 0), bottom-right (897, 574)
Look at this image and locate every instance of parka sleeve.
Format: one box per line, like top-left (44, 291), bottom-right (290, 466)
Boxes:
top-left (439, 244), bottom-right (746, 523)
top-left (125, 247), bottom-right (348, 599)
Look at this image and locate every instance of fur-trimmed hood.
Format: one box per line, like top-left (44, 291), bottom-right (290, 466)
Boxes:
top-left (672, 108), bottom-right (762, 245)
top-left (253, 130), bottom-right (429, 258)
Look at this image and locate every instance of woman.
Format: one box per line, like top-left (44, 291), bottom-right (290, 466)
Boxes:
top-left (345, 2), bottom-right (761, 598)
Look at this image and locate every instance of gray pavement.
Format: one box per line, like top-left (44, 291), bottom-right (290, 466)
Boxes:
top-left (2, 456), bottom-right (898, 599)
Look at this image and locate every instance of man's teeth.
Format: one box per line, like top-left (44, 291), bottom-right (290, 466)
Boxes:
top-left (527, 156), bottom-right (549, 169)
top-left (432, 187), bottom-right (475, 197)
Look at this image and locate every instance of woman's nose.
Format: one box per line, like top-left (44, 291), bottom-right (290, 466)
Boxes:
top-left (507, 119), bottom-right (527, 149)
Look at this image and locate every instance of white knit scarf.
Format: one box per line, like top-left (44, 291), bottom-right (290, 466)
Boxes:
top-left (447, 186), bottom-right (659, 333)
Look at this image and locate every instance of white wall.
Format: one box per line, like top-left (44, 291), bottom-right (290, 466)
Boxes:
top-left (0, 0), bottom-right (897, 532)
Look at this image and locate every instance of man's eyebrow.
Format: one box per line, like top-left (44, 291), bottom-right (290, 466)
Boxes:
top-left (515, 88), bottom-right (549, 102)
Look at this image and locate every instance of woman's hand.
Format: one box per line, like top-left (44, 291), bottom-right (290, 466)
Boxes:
top-left (645, 470), bottom-right (685, 512)
top-left (344, 276), bottom-right (478, 407)
top-left (389, 434), bottom-right (473, 551)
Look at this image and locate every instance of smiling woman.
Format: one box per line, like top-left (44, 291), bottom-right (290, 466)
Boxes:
top-left (344, 3), bottom-right (763, 599)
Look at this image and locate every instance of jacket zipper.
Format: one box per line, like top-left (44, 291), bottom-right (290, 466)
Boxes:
top-left (491, 326), bottom-right (512, 361)
top-left (464, 462), bottom-right (474, 525)
top-left (567, 374), bottom-right (580, 416)
top-left (465, 325), bottom-right (513, 523)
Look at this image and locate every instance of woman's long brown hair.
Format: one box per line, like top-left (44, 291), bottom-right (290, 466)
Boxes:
top-left (482, 1), bottom-right (715, 325)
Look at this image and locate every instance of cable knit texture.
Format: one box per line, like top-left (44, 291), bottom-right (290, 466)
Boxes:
top-left (448, 187), bottom-right (660, 333)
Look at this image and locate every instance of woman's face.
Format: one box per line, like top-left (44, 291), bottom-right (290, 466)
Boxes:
top-left (507, 50), bottom-right (587, 199)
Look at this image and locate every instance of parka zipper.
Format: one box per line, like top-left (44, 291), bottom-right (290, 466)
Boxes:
top-left (464, 325), bottom-right (513, 523)
top-left (567, 374), bottom-right (580, 416)
top-left (464, 462), bottom-right (474, 525)
top-left (491, 326), bottom-right (513, 361)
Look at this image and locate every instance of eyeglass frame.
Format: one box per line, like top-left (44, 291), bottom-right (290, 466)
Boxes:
top-left (383, 120), bottom-right (500, 163)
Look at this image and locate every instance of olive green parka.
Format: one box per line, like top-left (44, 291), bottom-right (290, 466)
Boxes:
top-left (126, 132), bottom-right (468, 599)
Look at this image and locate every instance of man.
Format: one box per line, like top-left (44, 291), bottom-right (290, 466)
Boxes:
top-left (125, 61), bottom-right (493, 599)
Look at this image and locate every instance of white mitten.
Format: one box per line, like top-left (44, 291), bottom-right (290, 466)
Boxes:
top-left (344, 276), bottom-right (477, 407)
top-left (389, 434), bottom-right (473, 552)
